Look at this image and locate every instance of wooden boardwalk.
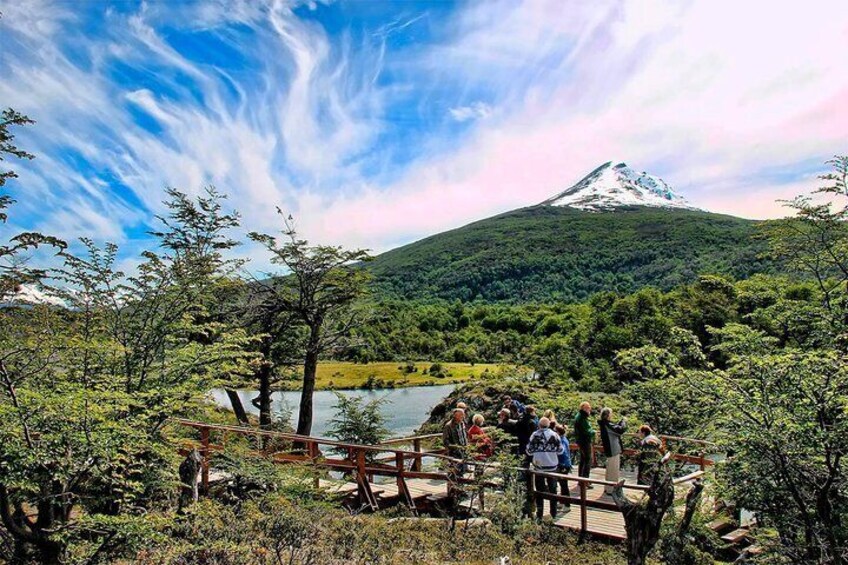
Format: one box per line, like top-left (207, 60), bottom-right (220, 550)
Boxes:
top-left (173, 419), bottom-right (711, 543)
top-left (552, 468), bottom-right (635, 541)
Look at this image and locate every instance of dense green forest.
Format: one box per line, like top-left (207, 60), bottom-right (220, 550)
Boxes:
top-left (350, 273), bottom-right (815, 390)
top-left (366, 206), bottom-right (775, 302)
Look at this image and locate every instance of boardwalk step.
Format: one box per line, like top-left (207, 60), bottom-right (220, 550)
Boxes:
top-left (426, 493), bottom-right (452, 503)
top-left (721, 527), bottom-right (751, 544)
top-left (707, 516), bottom-right (734, 533)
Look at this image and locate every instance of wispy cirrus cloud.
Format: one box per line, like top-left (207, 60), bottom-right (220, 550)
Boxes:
top-left (0, 0), bottom-right (847, 267)
top-left (449, 102), bottom-right (492, 123)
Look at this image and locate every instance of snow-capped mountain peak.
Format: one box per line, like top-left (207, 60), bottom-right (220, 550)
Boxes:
top-left (3, 284), bottom-right (67, 308)
top-left (539, 161), bottom-right (695, 211)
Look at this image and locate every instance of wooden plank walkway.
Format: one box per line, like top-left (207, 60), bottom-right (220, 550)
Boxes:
top-left (556, 508), bottom-right (626, 540)
top-left (548, 467), bottom-right (636, 541)
top-left (173, 419), bottom-right (711, 544)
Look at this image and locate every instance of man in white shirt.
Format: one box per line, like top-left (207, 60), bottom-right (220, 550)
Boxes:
top-left (526, 417), bottom-right (565, 519)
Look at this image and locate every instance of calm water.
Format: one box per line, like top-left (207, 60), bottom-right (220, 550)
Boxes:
top-left (210, 384), bottom-right (456, 438)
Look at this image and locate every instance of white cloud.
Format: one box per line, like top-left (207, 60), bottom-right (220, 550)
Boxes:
top-left (2, 0), bottom-right (847, 266)
top-left (449, 101), bottom-right (493, 122)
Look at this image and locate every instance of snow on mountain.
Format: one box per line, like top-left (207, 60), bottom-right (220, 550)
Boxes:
top-left (539, 161), bottom-right (695, 211)
top-left (3, 284), bottom-right (67, 307)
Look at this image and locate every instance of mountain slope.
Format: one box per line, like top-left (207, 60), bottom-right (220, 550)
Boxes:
top-left (367, 206), bottom-right (772, 302)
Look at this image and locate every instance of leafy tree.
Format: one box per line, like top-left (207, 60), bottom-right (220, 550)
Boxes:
top-left (249, 212), bottom-right (372, 436)
top-left (327, 393), bottom-right (389, 448)
top-left (0, 190), bottom-right (252, 563)
top-left (690, 325), bottom-right (848, 563)
top-left (683, 156), bottom-right (848, 563)
top-left (0, 108), bottom-right (65, 301)
top-left (614, 345), bottom-right (677, 383)
top-left (236, 285), bottom-right (301, 431)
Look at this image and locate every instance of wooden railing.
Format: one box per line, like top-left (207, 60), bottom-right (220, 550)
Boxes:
top-left (378, 433), bottom-right (442, 472)
top-left (525, 467), bottom-right (706, 539)
top-left (171, 419), bottom-right (712, 538)
top-left (171, 419), bottom-right (463, 512)
top-left (587, 432), bottom-right (718, 472)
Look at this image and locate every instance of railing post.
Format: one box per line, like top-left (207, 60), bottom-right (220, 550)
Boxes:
top-left (527, 469), bottom-right (536, 517)
top-left (199, 426), bottom-right (210, 495)
top-left (579, 480), bottom-right (588, 539)
top-left (699, 450), bottom-right (706, 472)
top-left (356, 448), bottom-right (377, 511)
top-left (478, 464), bottom-right (485, 512)
top-left (396, 452), bottom-right (416, 512)
top-left (412, 438), bottom-right (422, 472)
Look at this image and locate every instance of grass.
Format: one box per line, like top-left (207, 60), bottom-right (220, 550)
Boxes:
top-left (278, 361), bottom-right (504, 390)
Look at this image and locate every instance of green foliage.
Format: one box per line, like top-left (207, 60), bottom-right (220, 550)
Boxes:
top-left (327, 392), bottom-right (389, 448)
top-left (0, 107), bottom-right (66, 300)
top-left (367, 206), bottom-right (775, 302)
top-left (677, 155), bottom-right (848, 563)
top-left (138, 493), bottom-right (625, 564)
top-left (353, 274), bottom-right (824, 394)
top-left (0, 189), bottom-right (253, 563)
top-left (0, 108), bottom-right (35, 195)
top-left (249, 210), bottom-right (373, 435)
top-left (658, 509), bottom-right (721, 565)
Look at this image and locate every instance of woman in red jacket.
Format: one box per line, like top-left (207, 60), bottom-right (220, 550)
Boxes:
top-left (468, 413), bottom-right (494, 460)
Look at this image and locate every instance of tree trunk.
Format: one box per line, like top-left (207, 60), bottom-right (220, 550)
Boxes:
top-left (257, 362), bottom-right (273, 430)
top-left (0, 485), bottom-right (64, 565)
top-left (663, 480), bottom-right (705, 564)
top-left (611, 454), bottom-right (676, 565)
top-left (296, 345), bottom-right (319, 437)
top-left (178, 449), bottom-right (202, 513)
top-left (224, 389), bottom-right (249, 425)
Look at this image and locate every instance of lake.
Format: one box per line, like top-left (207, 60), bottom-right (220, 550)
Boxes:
top-left (210, 384), bottom-right (456, 438)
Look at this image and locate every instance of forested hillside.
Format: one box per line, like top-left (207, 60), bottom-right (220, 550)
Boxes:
top-left (367, 206), bottom-right (774, 302)
top-left (350, 273), bottom-right (818, 391)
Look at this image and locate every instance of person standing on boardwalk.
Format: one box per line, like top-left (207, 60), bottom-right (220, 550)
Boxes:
top-left (516, 405), bottom-right (538, 459)
top-left (443, 408), bottom-right (469, 501)
top-left (637, 424), bottom-right (662, 485)
top-left (517, 406), bottom-right (539, 517)
top-left (468, 413), bottom-right (494, 460)
top-left (554, 423), bottom-right (572, 505)
top-left (526, 417), bottom-right (564, 520)
top-left (598, 407), bottom-right (627, 493)
top-left (456, 402), bottom-right (470, 425)
top-left (573, 402), bottom-right (595, 485)
top-left (443, 408), bottom-right (468, 459)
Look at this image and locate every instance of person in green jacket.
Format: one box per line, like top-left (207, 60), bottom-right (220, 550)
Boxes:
top-left (573, 402), bottom-right (595, 483)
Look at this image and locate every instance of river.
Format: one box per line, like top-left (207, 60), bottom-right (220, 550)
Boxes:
top-left (210, 384), bottom-right (456, 438)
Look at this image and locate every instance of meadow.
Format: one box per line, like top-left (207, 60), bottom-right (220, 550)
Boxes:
top-left (282, 361), bottom-right (503, 390)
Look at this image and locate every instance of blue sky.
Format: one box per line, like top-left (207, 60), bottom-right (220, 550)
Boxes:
top-left (1, 0), bottom-right (847, 271)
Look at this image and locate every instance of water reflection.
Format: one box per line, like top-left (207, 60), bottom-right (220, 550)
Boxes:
top-left (210, 384), bottom-right (456, 438)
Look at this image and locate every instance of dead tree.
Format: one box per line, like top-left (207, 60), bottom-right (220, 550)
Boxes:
top-left (610, 452), bottom-right (675, 565)
top-left (178, 449), bottom-right (202, 512)
top-left (663, 479), bottom-right (706, 563)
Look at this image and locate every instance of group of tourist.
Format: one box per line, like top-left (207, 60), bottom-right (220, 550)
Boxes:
top-left (441, 396), bottom-right (664, 520)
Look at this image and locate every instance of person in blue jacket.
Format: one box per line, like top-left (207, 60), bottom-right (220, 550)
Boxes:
top-left (502, 395), bottom-right (526, 419)
top-left (554, 423), bottom-right (572, 506)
